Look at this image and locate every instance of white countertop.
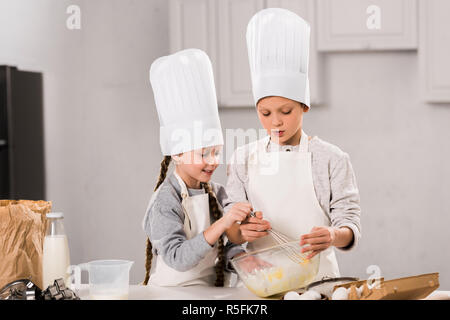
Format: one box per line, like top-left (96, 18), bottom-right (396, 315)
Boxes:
top-left (77, 284), bottom-right (265, 300)
top-left (76, 284), bottom-right (450, 300)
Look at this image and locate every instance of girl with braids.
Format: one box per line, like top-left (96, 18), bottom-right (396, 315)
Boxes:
top-left (142, 49), bottom-right (249, 287)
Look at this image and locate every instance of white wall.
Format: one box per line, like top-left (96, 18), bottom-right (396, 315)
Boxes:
top-left (1, 0), bottom-right (449, 289)
top-left (0, 0), bottom-right (169, 285)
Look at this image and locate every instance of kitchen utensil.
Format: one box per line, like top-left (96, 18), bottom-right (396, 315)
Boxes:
top-left (41, 278), bottom-right (80, 300)
top-left (0, 278), bottom-right (80, 300)
top-left (249, 211), bottom-right (308, 264)
top-left (69, 260), bottom-right (134, 300)
top-left (231, 241), bottom-right (320, 298)
top-left (0, 279), bottom-right (41, 300)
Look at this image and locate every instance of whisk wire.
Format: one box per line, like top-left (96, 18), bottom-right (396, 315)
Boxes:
top-left (250, 211), bottom-right (308, 264)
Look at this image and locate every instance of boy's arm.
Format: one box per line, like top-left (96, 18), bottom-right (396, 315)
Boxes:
top-left (329, 152), bottom-right (362, 251)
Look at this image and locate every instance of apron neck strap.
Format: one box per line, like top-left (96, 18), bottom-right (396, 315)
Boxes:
top-left (173, 170), bottom-right (189, 199)
top-left (299, 130), bottom-right (309, 153)
top-left (264, 130), bottom-right (309, 153)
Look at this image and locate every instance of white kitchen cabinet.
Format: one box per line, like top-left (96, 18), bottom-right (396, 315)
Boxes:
top-left (419, 0), bottom-right (450, 103)
top-left (217, 0), bottom-right (265, 107)
top-left (168, 0), bottom-right (219, 97)
top-left (170, 0), bottom-right (322, 107)
top-left (316, 0), bottom-right (418, 51)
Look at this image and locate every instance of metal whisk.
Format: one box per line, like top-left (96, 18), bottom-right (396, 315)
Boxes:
top-left (250, 211), bottom-right (309, 264)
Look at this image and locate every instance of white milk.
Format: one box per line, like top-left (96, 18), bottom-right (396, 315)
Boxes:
top-left (42, 235), bottom-right (71, 288)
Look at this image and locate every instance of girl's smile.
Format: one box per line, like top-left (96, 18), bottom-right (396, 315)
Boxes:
top-left (174, 145), bottom-right (222, 189)
top-left (201, 168), bottom-right (215, 176)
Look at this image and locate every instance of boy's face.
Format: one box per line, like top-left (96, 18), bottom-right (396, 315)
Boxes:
top-left (256, 96), bottom-right (308, 146)
top-left (175, 145), bottom-right (222, 187)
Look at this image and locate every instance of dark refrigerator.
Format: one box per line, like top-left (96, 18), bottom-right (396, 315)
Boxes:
top-left (0, 65), bottom-right (46, 200)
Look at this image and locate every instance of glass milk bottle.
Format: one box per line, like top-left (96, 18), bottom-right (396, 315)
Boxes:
top-left (42, 212), bottom-right (71, 288)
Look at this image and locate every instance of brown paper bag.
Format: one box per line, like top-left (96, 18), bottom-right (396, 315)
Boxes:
top-left (0, 200), bottom-right (52, 290)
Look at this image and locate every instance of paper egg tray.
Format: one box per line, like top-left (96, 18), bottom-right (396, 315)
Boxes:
top-left (332, 272), bottom-right (439, 300)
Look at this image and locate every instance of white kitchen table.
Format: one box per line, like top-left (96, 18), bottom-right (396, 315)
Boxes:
top-left (77, 284), bottom-right (265, 300)
top-left (77, 284), bottom-right (450, 300)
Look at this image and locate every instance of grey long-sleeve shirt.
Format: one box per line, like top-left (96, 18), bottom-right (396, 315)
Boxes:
top-left (223, 135), bottom-right (362, 251)
top-left (143, 172), bottom-right (244, 272)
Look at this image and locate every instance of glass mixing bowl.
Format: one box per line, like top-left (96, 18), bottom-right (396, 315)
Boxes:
top-left (231, 241), bottom-right (320, 298)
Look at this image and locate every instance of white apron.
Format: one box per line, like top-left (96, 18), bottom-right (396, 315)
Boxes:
top-left (143, 172), bottom-right (218, 286)
top-left (247, 131), bottom-right (340, 280)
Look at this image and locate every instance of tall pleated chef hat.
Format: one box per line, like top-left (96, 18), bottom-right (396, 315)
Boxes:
top-left (150, 48), bottom-right (223, 156)
top-left (246, 8), bottom-right (311, 108)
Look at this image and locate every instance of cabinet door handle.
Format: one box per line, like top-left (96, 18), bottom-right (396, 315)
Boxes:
top-left (0, 139), bottom-right (7, 147)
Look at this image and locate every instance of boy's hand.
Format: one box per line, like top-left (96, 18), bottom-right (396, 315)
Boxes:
top-left (240, 211), bottom-right (271, 242)
top-left (300, 226), bottom-right (337, 259)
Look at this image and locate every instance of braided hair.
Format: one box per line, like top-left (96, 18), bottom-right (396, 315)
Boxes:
top-left (143, 157), bottom-right (225, 287)
top-left (143, 156), bottom-right (171, 285)
top-left (201, 182), bottom-right (225, 287)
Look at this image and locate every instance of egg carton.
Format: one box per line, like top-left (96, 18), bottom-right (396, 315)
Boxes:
top-left (332, 272), bottom-right (439, 300)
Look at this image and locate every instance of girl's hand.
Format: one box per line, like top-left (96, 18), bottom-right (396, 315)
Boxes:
top-left (221, 203), bottom-right (252, 229)
top-left (240, 211), bottom-right (271, 242)
top-left (300, 226), bottom-right (337, 259)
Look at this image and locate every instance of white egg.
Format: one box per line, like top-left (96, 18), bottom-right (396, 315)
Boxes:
top-left (284, 291), bottom-right (301, 300)
top-left (331, 287), bottom-right (349, 300)
top-left (298, 290), bottom-right (322, 300)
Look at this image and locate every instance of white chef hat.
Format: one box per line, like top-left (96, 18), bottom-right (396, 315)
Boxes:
top-left (150, 49), bottom-right (223, 156)
top-left (246, 8), bottom-right (311, 108)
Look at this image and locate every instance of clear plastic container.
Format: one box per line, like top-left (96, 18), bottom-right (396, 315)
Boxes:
top-left (71, 260), bottom-right (134, 300)
top-left (42, 212), bottom-right (71, 289)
